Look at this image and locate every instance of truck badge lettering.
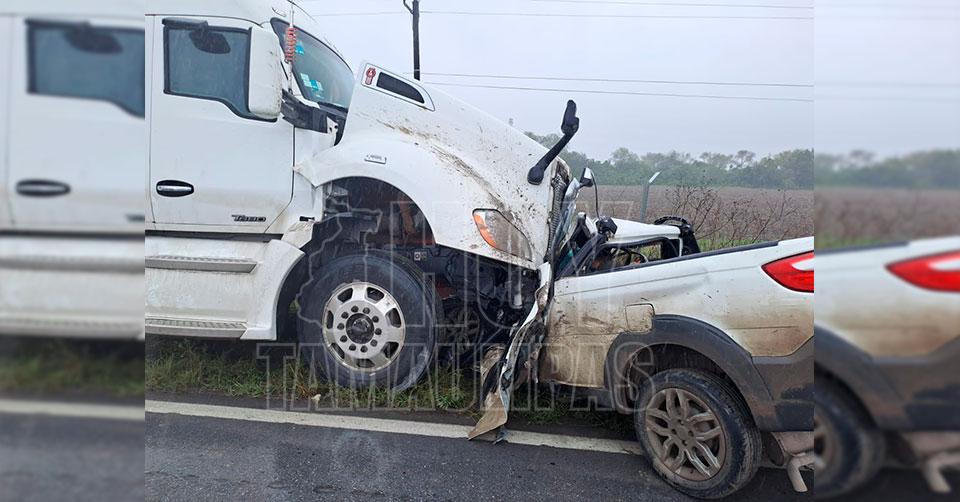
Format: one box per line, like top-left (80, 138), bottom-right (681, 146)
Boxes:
top-left (231, 214), bottom-right (267, 223)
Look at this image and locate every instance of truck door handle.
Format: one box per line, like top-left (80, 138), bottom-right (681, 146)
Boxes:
top-left (16, 179), bottom-right (71, 197)
top-left (156, 180), bottom-right (194, 197)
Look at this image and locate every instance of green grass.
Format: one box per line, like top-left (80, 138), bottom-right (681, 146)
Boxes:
top-left (510, 384), bottom-right (634, 435)
top-left (146, 338), bottom-right (479, 413)
top-left (144, 338), bottom-right (629, 430)
top-left (0, 339), bottom-right (144, 397)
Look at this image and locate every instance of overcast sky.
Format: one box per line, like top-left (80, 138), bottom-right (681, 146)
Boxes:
top-left (300, 0), bottom-right (958, 160)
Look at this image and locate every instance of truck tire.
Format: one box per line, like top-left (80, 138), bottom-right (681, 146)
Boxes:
top-left (297, 252), bottom-right (439, 392)
top-left (813, 378), bottom-right (886, 499)
top-left (634, 368), bottom-right (762, 499)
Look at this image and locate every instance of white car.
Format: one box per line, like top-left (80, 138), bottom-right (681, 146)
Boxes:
top-left (814, 237), bottom-right (960, 497)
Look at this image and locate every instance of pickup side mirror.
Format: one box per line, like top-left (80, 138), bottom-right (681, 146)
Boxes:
top-left (247, 25), bottom-right (284, 120)
top-left (579, 168), bottom-right (595, 188)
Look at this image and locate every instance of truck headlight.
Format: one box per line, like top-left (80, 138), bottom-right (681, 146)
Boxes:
top-left (473, 209), bottom-right (532, 261)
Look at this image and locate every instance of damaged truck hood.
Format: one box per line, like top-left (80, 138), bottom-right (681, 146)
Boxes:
top-left (295, 65), bottom-right (565, 268)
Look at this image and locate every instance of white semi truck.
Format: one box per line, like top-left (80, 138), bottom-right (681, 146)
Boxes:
top-left (0, 1), bottom-right (144, 339)
top-left (143, 0), bottom-right (594, 390)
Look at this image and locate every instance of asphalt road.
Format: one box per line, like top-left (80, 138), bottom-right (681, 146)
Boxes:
top-left (3, 400), bottom-right (953, 501)
top-left (145, 410), bottom-right (807, 502)
top-left (0, 412), bottom-right (144, 502)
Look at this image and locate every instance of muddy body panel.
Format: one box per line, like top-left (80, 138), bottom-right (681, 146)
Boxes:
top-left (815, 237), bottom-right (960, 431)
top-left (816, 326), bottom-right (960, 431)
top-left (540, 237), bottom-right (814, 432)
top-left (598, 316), bottom-right (813, 431)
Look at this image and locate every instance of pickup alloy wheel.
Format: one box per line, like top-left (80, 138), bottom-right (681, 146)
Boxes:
top-left (634, 368), bottom-right (762, 499)
top-left (644, 388), bottom-right (726, 481)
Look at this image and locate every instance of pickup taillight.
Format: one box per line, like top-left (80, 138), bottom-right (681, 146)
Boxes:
top-left (763, 251), bottom-right (814, 293)
top-left (887, 250), bottom-right (960, 293)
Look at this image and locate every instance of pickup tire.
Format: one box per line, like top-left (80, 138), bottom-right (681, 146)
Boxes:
top-left (812, 378), bottom-right (886, 499)
top-left (634, 368), bottom-right (762, 499)
top-left (297, 252), bottom-right (439, 392)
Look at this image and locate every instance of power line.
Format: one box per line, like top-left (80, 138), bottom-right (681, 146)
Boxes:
top-left (310, 11), bottom-right (405, 17)
top-left (529, 0), bottom-right (813, 9)
top-left (421, 10), bottom-right (812, 19)
top-left (426, 81), bottom-right (812, 102)
top-left (819, 81), bottom-right (960, 88)
top-left (420, 71), bottom-right (812, 88)
top-left (817, 94), bottom-right (960, 103)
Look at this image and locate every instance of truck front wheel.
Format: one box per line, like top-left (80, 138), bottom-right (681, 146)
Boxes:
top-left (297, 253), bottom-right (439, 392)
top-left (634, 368), bottom-right (762, 499)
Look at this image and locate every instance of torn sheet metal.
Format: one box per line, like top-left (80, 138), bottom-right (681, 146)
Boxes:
top-left (469, 263), bottom-right (552, 439)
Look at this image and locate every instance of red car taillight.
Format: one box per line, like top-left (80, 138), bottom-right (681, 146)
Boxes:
top-left (763, 251), bottom-right (814, 292)
top-left (887, 250), bottom-right (960, 293)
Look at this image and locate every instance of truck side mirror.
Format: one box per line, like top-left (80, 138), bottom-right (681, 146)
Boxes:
top-left (528, 100), bottom-right (581, 185)
top-left (561, 100), bottom-right (579, 137)
top-left (247, 25), bottom-right (284, 120)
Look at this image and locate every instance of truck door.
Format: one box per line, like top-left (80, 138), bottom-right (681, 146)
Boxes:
top-left (551, 240), bottom-right (711, 338)
top-left (0, 15), bottom-right (11, 229)
top-left (6, 16), bottom-right (144, 232)
top-left (148, 16), bottom-right (293, 232)
top-left (542, 239), bottom-right (704, 387)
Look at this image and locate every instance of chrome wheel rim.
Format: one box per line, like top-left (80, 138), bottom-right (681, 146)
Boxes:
top-left (322, 281), bottom-right (405, 372)
top-left (645, 388), bottom-right (726, 481)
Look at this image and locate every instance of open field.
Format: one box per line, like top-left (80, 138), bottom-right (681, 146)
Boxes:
top-left (583, 185), bottom-right (814, 249)
top-left (816, 187), bottom-right (960, 247)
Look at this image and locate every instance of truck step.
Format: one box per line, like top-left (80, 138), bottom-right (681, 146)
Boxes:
top-left (145, 255), bottom-right (257, 273)
top-left (145, 317), bottom-right (247, 338)
top-left (0, 314), bottom-right (143, 339)
top-left (0, 254), bottom-right (143, 273)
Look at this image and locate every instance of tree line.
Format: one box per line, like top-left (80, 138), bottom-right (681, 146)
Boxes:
top-left (815, 149), bottom-right (960, 190)
top-left (526, 132), bottom-right (813, 189)
top-left (527, 132), bottom-right (959, 190)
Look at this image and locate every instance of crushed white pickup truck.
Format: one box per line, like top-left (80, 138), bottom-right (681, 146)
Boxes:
top-left (469, 167), bottom-right (814, 498)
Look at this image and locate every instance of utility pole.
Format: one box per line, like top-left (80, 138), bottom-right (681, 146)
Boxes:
top-left (640, 171), bottom-right (661, 223)
top-left (403, 0), bottom-right (421, 80)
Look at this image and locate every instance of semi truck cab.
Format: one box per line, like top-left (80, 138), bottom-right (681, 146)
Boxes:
top-left (144, 0), bottom-right (572, 390)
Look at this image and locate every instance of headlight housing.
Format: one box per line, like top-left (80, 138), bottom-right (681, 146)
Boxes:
top-left (472, 209), bottom-right (532, 261)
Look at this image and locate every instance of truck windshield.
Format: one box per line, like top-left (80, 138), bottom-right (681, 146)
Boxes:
top-left (271, 20), bottom-right (354, 110)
